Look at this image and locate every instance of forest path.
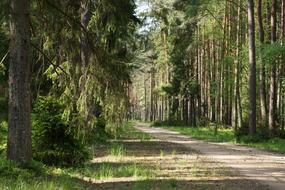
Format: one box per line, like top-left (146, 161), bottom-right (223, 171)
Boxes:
top-left (135, 124), bottom-right (285, 190)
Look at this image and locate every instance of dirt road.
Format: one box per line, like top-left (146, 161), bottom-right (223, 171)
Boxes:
top-left (135, 124), bottom-right (285, 190)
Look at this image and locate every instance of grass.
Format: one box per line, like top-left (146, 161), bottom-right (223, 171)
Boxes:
top-left (108, 143), bottom-right (126, 157)
top-left (155, 124), bottom-right (285, 154)
top-left (0, 121), bottom-right (156, 189)
top-left (163, 125), bottom-right (235, 142)
top-left (71, 162), bottom-right (154, 180)
top-left (240, 138), bottom-right (285, 154)
top-left (116, 121), bottom-right (152, 141)
top-left (0, 156), bottom-right (86, 190)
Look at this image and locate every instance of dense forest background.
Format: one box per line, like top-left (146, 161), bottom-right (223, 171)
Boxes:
top-left (130, 0), bottom-right (285, 138)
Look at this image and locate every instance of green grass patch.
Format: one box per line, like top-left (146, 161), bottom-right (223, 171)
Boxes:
top-left (117, 121), bottom-right (152, 141)
top-left (71, 162), bottom-right (154, 180)
top-left (0, 155), bottom-right (86, 190)
top-left (240, 137), bottom-right (285, 154)
top-left (108, 143), bottom-right (126, 157)
top-left (160, 125), bottom-right (234, 142)
top-left (156, 125), bottom-right (285, 154)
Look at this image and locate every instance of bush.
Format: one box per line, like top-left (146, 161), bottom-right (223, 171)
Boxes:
top-left (0, 121), bottom-right (7, 154)
top-left (240, 134), bottom-right (264, 143)
top-left (32, 96), bottom-right (90, 166)
top-left (236, 125), bottom-right (270, 143)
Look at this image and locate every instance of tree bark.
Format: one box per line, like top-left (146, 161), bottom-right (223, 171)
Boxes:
top-left (269, 0), bottom-right (277, 135)
top-left (233, 0), bottom-right (242, 132)
top-left (257, 0), bottom-right (268, 127)
top-left (7, 0), bottom-right (32, 164)
top-left (247, 0), bottom-right (257, 135)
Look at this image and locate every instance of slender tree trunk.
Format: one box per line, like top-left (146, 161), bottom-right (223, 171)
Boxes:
top-left (233, 0), bottom-right (242, 132)
top-left (257, 0), bottom-right (268, 127)
top-left (269, 0), bottom-right (277, 136)
top-left (7, 0), bottom-right (32, 164)
top-left (150, 69), bottom-right (154, 121)
top-left (281, 0), bottom-right (285, 131)
top-left (247, 0), bottom-right (257, 135)
top-left (211, 38), bottom-right (216, 122)
top-left (144, 78), bottom-right (148, 122)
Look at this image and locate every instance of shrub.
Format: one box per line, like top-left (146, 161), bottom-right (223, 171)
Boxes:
top-left (32, 96), bottom-right (90, 166)
top-left (240, 134), bottom-right (264, 143)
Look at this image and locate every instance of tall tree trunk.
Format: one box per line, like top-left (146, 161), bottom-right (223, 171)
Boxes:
top-left (144, 78), bottom-right (148, 122)
top-left (281, 0), bottom-right (285, 131)
top-left (150, 69), bottom-right (154, 121)
top-left (211, 38), bottom-right (216, 122)
top-left (7, 0), bottom-right (32, 164)
top-left (247, 0), bottom-right (257, 135)
top-left (257, 0), bottom-right (268, 127)
top-left (233, 0), bottom-right (242, 132)
top-left (269, 0), bottom-right (277, 136)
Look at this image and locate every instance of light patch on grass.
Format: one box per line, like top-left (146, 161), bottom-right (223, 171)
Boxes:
top-left (71, 163), bottom-right (154, 180)
top-left (160, 150), bottom-right (165, 157)
top-left (96, 163), bottom-right (114, 179)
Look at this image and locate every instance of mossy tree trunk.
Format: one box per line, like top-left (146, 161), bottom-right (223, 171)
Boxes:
top-left (7, 0), bottom-right (32, 164)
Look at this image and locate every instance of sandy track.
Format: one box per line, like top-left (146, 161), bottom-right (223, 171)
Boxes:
top-left (135, 124), bottom-right (285, 190)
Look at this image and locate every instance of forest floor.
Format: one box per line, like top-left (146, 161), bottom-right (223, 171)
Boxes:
top-left (135, 124), bottom-right (285, 190)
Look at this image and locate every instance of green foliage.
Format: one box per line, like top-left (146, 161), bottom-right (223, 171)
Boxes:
top-left (0, 97), bottom-right (7, 122)
top-left (0, 27), bottom-right (9, 82)
top-left (32, 96), bottom-right (90, 166)
top-left (260, 42), bottom-right (285, 65)
top-left (0, 121), bottom-right (7, 154)
top-left (0, 53), bottom-right (7, 76)
top-left (91, 123), bottom-right (111, 143)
